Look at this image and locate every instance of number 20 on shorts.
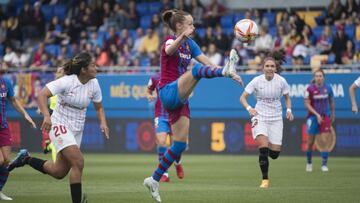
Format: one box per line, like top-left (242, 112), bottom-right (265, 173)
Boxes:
top-left (53, 125), bottom-right (67, 137)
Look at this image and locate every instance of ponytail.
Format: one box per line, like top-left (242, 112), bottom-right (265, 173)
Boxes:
top-left (162, 9), bottom-right (190, 32)
top-left (62, 52), bottom-right (92, 76)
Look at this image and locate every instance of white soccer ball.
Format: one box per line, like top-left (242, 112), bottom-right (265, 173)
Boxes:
top-left (234, 19), bottom-right (259, 43)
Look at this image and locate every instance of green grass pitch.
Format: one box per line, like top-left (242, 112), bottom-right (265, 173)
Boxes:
top-left (5, 154), bottom-right (360, 203)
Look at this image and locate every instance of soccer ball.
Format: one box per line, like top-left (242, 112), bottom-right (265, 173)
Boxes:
top-left (234, 19), bottom-right (259, 43)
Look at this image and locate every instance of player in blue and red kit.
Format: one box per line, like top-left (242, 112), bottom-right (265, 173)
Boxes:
top-left (146, 73), bottom-right (184, 182)
top-left (143, 9), bottom-right (243, 202)
top-left (0, 74), bottom-right (36, 200)
top-left (304, 69), bottom-right (335, 172)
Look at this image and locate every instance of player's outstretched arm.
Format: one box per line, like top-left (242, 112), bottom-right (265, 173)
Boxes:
top-left (349, 83), bottom-right (358, 114)
top-left (10, 97), bottom-right (36, 128)
top-left (94, 102), bottom-right (109, 139)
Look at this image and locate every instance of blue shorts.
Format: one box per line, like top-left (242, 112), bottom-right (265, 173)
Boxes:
top-left (306, 116), bottom-right (319, 135)
top-left (159, 80), bottom-right (187, 110)
top-left (154, 116), bottom-right (171, 134)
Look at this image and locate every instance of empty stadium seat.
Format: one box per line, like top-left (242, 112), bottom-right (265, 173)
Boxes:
top-left (263, 12), bottom-right (276, 27)
top-left (140, 15), bottom-right (152, 30)
top-left (345, 25), bottom-right (355, 41)
top-left (220, 14), bottom-right (233, 28)
top-left (149, 2), bottom-right (162, 15)
top-left (196, 28), bottom-right (206, 38)
top-left (41, 5), bottom-right (53, 22)
top-left (54, 5), bottom-right (66, 21)
top-left (312, 26), bottom-right (324, 39)
top-left (136, 3), bottom-right (149, 17)
top-left (233, 13), bottom-right (245, 23)
top-left (45, 44), bottom-right (61, 56)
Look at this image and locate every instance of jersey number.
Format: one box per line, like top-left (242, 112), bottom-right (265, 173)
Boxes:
top-left (53, 125), bottom-right (67, 137)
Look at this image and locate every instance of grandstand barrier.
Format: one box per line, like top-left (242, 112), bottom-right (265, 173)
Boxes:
top-left (4, 71), bottom-right (360, 156)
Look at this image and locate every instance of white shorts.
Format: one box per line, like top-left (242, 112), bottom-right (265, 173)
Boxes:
top-left (49, 124), bottom-right (83, 153)
top-left (251, 116), bottom-right (283, 145)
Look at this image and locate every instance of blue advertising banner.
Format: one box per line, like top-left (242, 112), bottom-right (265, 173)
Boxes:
top-left (94, 73), bottom-right (360, 119)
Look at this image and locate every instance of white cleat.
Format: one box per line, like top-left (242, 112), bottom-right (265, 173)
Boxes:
top-left (321, 165), bottom-right (329, 172)
top-left (143, 177), bottom-right (161, 203)
top-left (0, 191), bottom-right (13, 200)
top-left (306, 163), bottom-right (313, 172)
top-left (222, 49), bottom-right (240, 77)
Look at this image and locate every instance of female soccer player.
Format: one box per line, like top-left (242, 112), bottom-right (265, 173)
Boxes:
top-left (143, 9), bottom-right (243, 202)
top-left (240, 51), bottom-right (294, 188)
top-left (304, 69), bottom-right (335, 172)
top-left (349, 76), bottom-right (360, 114)
top-left (9, 52), bottom-right (109, 203)
top-left (0, 72), bottom-right (36, 200)
top-left (147, 73), bottom-right (184, 182)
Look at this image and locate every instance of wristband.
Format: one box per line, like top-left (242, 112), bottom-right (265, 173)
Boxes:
top-left (286, 108), bottom-right (292, 113)
top-left (246, 106), bottom-right (252, 111)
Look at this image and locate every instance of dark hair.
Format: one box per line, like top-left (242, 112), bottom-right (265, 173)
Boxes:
top-left (162, 9), bottom-right (190, 32)
top-left (63, 52), bottom-right (92, 76)
top-left (263, 50), bottom-right (285, 73)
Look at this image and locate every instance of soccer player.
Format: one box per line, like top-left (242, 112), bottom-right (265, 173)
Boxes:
top-left (349, 76), bottom-right (360, 114)
top-left (147, 73), bottom-right (184, 182)
top-left (240, 51), bottom-right (294, 188)
top-left (8, 52), bottom-right (109, 203)
top-left (0, 71), bottom-right (36, 200)
top-left (304, 69), bottom-right (335, 172)
top-left (143, 9), bottom-right (243, 202)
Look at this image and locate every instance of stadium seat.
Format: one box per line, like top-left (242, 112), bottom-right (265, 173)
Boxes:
top-left (312, 26), bottom-right (323, 39)
top-left (223, 27), bottom-right (233, 36)
top-left (0, 44), bottom-right (4, 56)
top-left (304, 55), bottom-right (311, 65)
top-left (136, 3), bottom-right (149, 17)
top-left (315, 11), bottom-right (327, 26)
top-left (128, 29), bottom-right (137, 40)
top-left (45, 44), bottom-right (61, 56)
top-left (297, 11), bottom-right (322, 28)
top-left (345, 25), bottom-right (355, 41)
top-left (356, 25), bottom-right (360, 41)
top-left (268, 27), bottom-right (277, 38)
top-left (41, 5), bottom-right (54, 22)
top-left (233, 13), bottom-right (245, 23)
top-left (327, 54), bottom-right (335, 64)
top-left (140, 56), bottom-right (150, 66)
top-left (355, 41), bottom-right (360, 51)
top-left (196, 28), bottom-right (206, 38)
top-left (263, 12), bottom-right (276, 27)
top-left (54, 5), bottom-right (66, 21)
top-left (140, 15), bottom-right (152, 30)
top-left (149, 2), bottom-right (162, 15)
top-left (220, 14), bottom-right (233, 28)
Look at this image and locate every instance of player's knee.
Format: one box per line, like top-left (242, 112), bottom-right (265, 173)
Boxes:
top-left (269, 150), bottom-right (280, 159)
top-left (71, 157), bottom-right (84, 171)
top-left (54, 172), bottom-right (67, 180)
top-left (259, 147), bottom-right (269, 157)
top-left (3, 158), bottom-right (10, 166)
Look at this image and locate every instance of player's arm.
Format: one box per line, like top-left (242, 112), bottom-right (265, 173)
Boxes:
top-left (349, 83), bottom-right (358, 114)
top-left (37, 87), bottom-right (53, 132)
top-left (284, 94), bottom-right (294, 121)
top-left (165, 27), bottom-right (194, 56)
top-left (9, 97), bottom-right (36, 128)
top-left (93, 102), bottom-right (109, 139)
top-left (240, 91), bottom-right (257, 117)
top-left (146, 78), bottom-right (156, 102)
top-left (304, 96), bottom-right (323, 124)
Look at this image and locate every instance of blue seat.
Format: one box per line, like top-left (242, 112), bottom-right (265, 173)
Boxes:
top-left (312, 26), bottom-right (323, 39)
top-left (128, 29), bottom-right (137, 40)
top-left (41, 5), bottom-right (53, 22)
top-left (269, 27), bottom-right (277, 38)
top-left (136, 3), bottom-right (149, 16)
top-left (140, 15), bottom-right (152, 30)
top-left (233, 13), bottom-right (245, 22)
top-left (220, 14), bottom-right (233, 28)
top-left (149, 2), bottom-right (161, 15)
top-left (54, 5), bottom-right (66, 21)
top-left (263, 12), bottom-right (276, 27)
top-left (223, 27), bottom-right (234, 36)
top-left (140, 56), bottom-right (150, 66)
top-left (327, 54), bottom-right (335, 64)
top-left (304, 55), bottom-right (311, 65)
top-left (45, 44), bottom-right (61, 56)
top-left (196, 28), bottom-right (206, 38)
top-left (345, 25), bottom-right (355, 41)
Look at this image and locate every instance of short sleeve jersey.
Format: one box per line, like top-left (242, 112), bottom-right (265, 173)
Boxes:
top-left (46, 75), bottom-right (102, 131)
top-left (159, 35), bottom-right (202, 88)
top-left (245, 73), bottom-right (290, 121)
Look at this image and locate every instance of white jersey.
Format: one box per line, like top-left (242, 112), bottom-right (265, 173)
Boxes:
top-left (46, 75), bottom-right (102, 131)
top-left (354, 76), bottom-right (360, 87)
top-left (245, 73), bottom-right (290, 121)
